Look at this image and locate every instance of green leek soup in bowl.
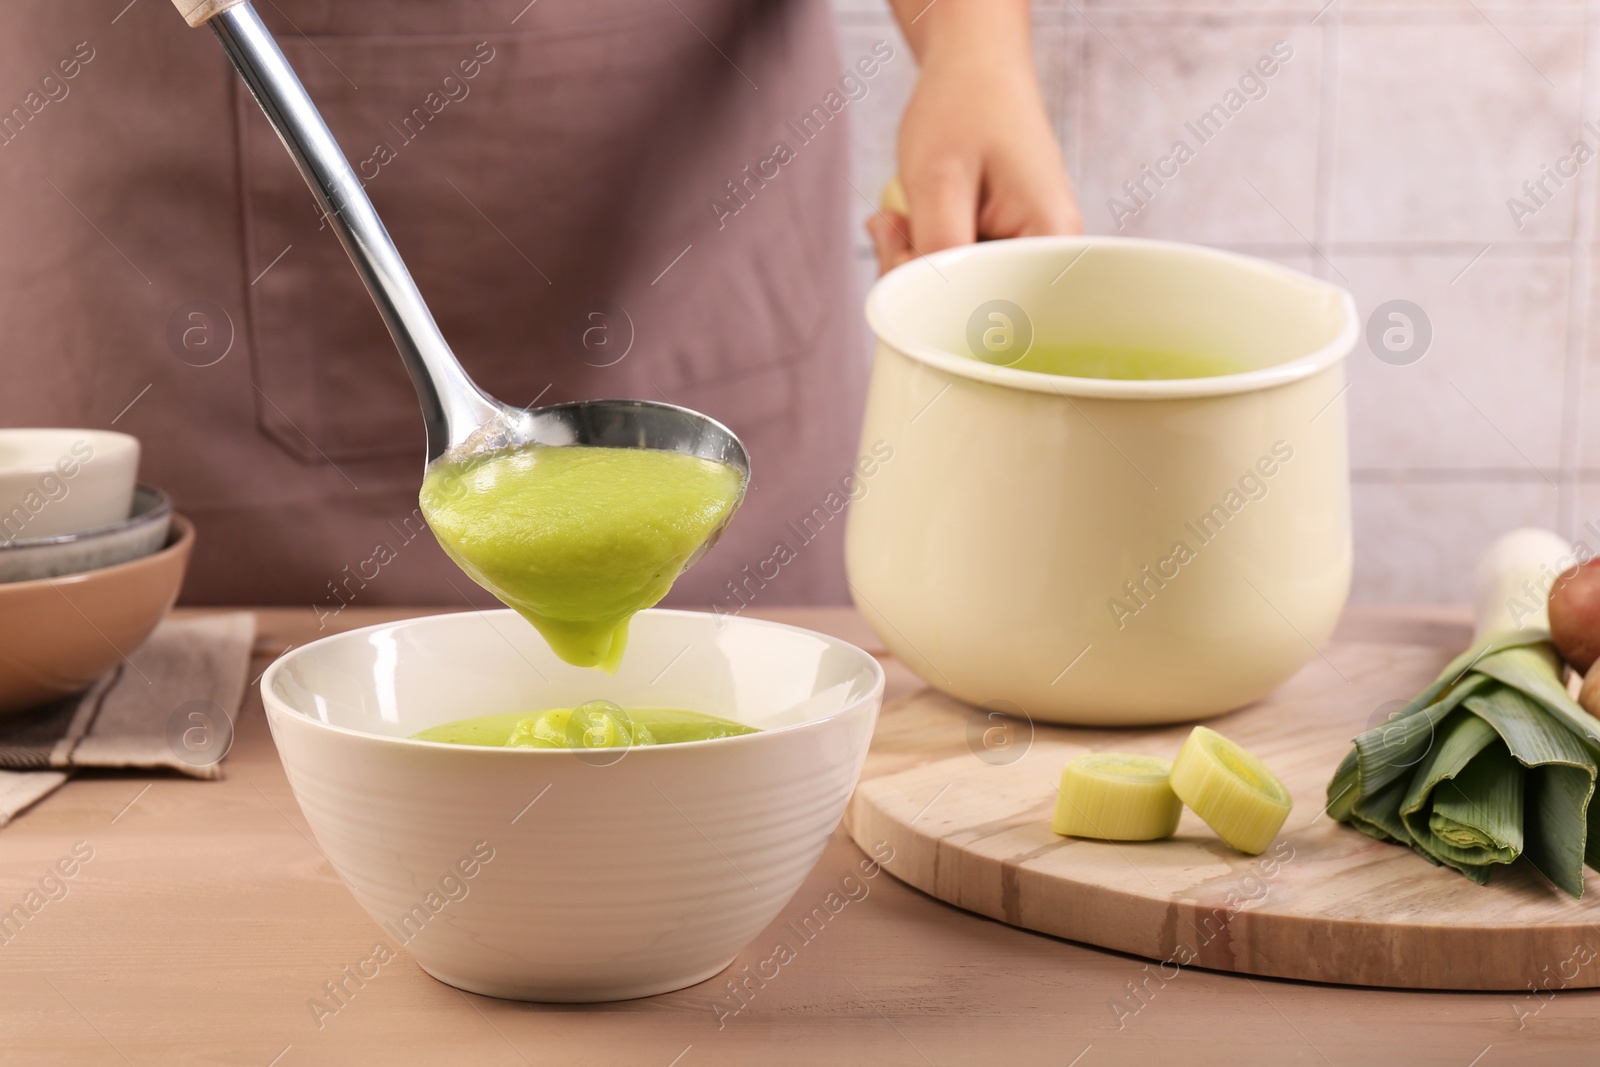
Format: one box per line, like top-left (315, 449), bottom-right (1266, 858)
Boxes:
top-left (261, 608), bottom-right (883, 1002)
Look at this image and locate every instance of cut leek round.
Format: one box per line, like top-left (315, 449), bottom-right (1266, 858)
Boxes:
top-left (1170, 726), bottom-right (1293, 855)
top-left (1051, 753), bottom-right (1182, 841)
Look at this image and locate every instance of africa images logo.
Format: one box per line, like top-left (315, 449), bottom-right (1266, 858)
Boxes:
top-left (1106, 442), bottom-right (1295, 630)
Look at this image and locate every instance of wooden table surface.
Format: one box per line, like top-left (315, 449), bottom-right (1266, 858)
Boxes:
top-left (2, 604), bottom-right (1596, 1066)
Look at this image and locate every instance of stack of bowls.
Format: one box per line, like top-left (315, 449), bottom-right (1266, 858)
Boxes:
top-left (0, 429), bottom-right (194, 715)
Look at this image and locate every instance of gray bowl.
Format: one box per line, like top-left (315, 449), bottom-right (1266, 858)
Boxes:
top-left (0, 485), bottom-right (173, 584)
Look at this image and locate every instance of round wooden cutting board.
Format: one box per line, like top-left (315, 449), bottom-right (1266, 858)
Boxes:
top-left (846, 638), bottom-right (1600, 991)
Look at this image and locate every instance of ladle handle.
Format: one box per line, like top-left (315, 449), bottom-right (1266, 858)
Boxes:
top-left (171, 0), bottom-right (498, 462)
top-left (171, 0), bottom-right (247, 27)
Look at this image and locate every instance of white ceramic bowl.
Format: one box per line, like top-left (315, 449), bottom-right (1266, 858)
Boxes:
top-left (0, 429), bottom-right (139, 543)
top-left (261, 608), bottom-right (884, 1002)
top-left (0, 486), bottom-right (173, 584)
top-left (847, 236), bottom-right (1357, 725)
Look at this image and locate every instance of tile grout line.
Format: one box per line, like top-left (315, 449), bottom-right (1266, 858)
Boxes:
top-left (1353, 467), bottom-right (1600, 483)
top-left (1042, 9), bottom-right (1073, 205)
top-left (1070, 7), bottom-right (1086, 197)
top-left (1309, 0), bottom-right (1341, 284)
top-left (855, 240), bottom-right (1590, 257)
top-left (1046, 7), bottom-right (1588, 30)
top-left (1557, 0), bottom-right (1600, 535)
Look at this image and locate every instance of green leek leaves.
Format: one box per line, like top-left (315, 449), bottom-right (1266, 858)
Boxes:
top-left (1327, 632), bottom-right (1600, 897)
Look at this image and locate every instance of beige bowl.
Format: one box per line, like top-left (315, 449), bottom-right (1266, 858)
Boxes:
top-left (0, 515), bottom-right (193, 717)
top-left (847, 236), bottom-right (1357, 725)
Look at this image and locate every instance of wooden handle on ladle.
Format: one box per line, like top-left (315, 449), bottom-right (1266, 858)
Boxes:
top-left (170, 0), bottom-right (250, 28)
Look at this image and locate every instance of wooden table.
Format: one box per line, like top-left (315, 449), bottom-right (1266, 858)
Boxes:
top-left (2, 605), bottom-right (1595, 1066)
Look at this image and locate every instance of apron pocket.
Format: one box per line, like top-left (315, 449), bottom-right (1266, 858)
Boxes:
top-left (239, 5), bottom-right (825, 463)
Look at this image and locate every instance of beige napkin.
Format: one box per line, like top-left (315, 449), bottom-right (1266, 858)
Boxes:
top-left (0, 612), bottom-right (255, 826)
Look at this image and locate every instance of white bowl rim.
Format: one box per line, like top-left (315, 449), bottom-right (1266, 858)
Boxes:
top-left (865, 235), bottom-right (1359, 400)
top-left (0, 484), bottom-right (171, 551)
top-left (261, 607), bottom-right (887, 756)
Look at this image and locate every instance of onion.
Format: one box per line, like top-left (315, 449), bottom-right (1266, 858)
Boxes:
top-left (1549, 557), bottom-right (1600, 673)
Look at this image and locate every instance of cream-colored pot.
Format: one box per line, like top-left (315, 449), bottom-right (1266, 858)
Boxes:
top-left (847, 237), bottom-right (1357, 725)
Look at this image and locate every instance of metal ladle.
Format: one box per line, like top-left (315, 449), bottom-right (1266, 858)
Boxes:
top-left (170, 0), bottom-right (749, 562)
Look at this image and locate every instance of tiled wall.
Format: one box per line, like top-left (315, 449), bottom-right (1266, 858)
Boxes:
top-left (832, 0), bottom-right (1595, 605)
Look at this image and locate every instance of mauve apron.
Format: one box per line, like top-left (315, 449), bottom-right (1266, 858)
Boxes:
top-left (0, 0), bottom-right (866, 620)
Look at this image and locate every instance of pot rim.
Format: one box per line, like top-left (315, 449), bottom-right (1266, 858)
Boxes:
top-left (865, 235), bottom-right (1358, 400)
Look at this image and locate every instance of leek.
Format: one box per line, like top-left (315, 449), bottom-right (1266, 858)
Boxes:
top-left (1170, 726), bottom-right (1293, 855)
top-left (1052, 754), bottom-right (1182, 842)
top-left (1327, 529), bottom-right (1600, 897)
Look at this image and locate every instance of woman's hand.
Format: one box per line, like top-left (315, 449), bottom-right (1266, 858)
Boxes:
top-left (870, 0), bottom-right (1081, 274)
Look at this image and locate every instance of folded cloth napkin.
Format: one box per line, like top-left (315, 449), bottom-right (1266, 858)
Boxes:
top-left (0, 612), bottom-right (255, 827)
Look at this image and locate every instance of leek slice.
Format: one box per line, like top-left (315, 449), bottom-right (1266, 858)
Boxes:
top-left (1169, 727), bottom-right (1293, 855)
top-left (1051, 753), bottom-right (1181, 841)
